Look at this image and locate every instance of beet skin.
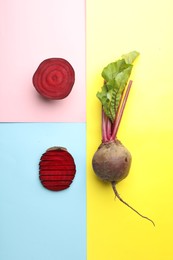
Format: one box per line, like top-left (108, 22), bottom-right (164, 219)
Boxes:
top-left (92, 140), bottom-right (132, 183)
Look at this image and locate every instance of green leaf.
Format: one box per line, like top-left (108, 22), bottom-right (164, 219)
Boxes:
top-left (121, 50), bottom-right (139, 64)
top-left (101, 59), bottom-right (129, 82)
top-left (97, 51), bottom-right (139, 122)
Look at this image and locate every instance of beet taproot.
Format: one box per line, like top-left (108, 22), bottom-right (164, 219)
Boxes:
top-left (39, 147), bottom-right (76, 191)
top-left (33, 58), bottom-right (75, 100)
top-left (92, 140), bottom-right (155, 226)
top-left (92, 51), bottom-right (155, 226)
top-left (92, 140), bottom-right (131, 183)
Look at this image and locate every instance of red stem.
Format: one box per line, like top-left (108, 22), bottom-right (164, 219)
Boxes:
top-left (102, 108), bottom-right (108, 142)
top-left (110, 80), bottom-right (133, 140)
top-left (106, 117), bottom-right (112, 140)
top-left (111, 88), bottom-right (125, 136)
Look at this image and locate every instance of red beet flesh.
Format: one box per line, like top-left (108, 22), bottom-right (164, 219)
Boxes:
top-left (33, 58), bottom-right (75, 100)
top-left (39, 147), bottom-right (76, 191)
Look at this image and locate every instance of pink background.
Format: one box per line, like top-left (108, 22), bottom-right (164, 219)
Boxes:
top-left (0, 0), bottom-right (85, 122)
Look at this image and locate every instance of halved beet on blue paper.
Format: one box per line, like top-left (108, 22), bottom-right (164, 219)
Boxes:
top-left (39, 147), bottom-right (76, 191)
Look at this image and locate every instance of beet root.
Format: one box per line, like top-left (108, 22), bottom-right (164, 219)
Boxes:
top-left (92, 140), bottom-right (155, 226)
top-left (33, 58), bottom-right (75, 100)
top-left (92, 140), bottom-right (132, 183)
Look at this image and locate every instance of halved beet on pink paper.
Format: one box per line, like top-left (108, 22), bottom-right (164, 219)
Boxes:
top-left (33, 58), bottom-right (75, 100)
top-left (39, 147), bottom-right (76, 191)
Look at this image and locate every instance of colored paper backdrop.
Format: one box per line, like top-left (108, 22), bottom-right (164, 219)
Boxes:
top-left (0, 0), bottom-right (85, 122)
top-left (0, 123), bottom-right (86, 260)
top-left (1, 0), bottom-right (173, 259)
top-left (87, 0), bottom-right (173, 259)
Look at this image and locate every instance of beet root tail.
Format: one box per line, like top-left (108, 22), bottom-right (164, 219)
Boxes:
top-left (111, 182), bottom-right (155, 226)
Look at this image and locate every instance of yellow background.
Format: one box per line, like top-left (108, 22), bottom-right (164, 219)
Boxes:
top-left (86, 0), bottom-right (173, 259)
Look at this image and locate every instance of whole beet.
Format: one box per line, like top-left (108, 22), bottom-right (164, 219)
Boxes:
top-left (92, 52), bottom-right (155, 226)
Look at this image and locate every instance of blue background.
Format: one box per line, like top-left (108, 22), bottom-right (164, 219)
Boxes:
top-left (0, 123), bottom-right (86, 260)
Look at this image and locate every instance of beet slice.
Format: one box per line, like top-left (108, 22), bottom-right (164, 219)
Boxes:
top-left (33, 58), bottom-right (75, 100)
top-left (39, 147), bottom-right (76, 191)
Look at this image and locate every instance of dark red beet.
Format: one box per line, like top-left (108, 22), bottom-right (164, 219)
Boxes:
top-left (39, 147), bottom-right (76, 191)
top-left (33, 58), bottom-right (75, 100)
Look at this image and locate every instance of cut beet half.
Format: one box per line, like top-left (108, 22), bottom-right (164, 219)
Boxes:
top-left (39, 147), bottom-right (76, 191)
top-left (33, 58), bottom-right (75, 100)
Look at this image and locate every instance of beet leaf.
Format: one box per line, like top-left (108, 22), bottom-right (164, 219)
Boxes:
top-left (97, 51), bottom-right (139, 123)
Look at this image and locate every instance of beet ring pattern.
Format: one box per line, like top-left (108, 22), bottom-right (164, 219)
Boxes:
top-left (39, 147), bottom-right (76, 191)
top-left (33, 58), bottom-right (75, 100)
